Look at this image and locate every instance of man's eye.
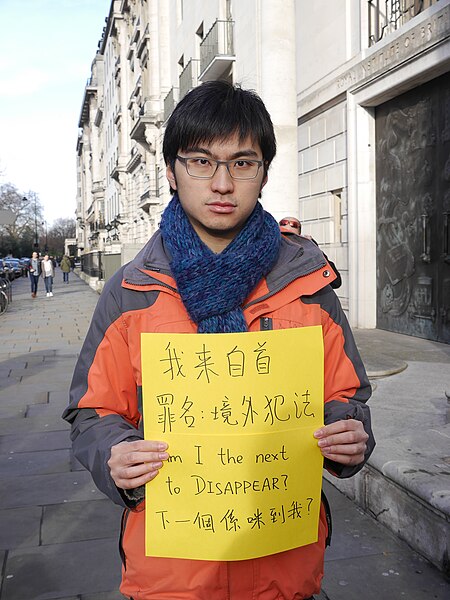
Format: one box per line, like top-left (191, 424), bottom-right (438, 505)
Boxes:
top-left (234, 160), bottom-right (252, 168)
top-left (191, 158), bottom-right (211, 166)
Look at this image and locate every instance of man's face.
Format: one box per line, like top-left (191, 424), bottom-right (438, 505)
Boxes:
top-left (32, 252), bottom-right (37, 259)
top-left (166, 134), bottom-right (267, 252)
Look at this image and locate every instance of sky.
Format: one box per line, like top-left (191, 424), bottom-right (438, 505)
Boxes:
top-left (0, 0), bottom-right (111, 225)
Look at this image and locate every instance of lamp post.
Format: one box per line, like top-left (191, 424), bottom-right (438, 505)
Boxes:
top-left (42, 221), bottom-right (48, 252)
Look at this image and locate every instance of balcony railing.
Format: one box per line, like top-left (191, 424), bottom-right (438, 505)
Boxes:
top-left (81, 251), bottom-right (103, 279)
top-left (199, 20), bottom-right (234, 81)
top-left (179, 59), bottom-right (200, 100)
top-left (368, 0), bottom-right (439, 46)
top-left (163, 87), bottom-right (179, 122)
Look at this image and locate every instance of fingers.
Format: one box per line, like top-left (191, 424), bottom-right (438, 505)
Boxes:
top-left (314, 419), bottom-right (368, 466)
top-left (108, 440), bottom-right (170, 490)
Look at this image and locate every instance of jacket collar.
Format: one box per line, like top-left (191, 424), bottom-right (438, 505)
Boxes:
top-left (122, 228), bottom-right (334, 298)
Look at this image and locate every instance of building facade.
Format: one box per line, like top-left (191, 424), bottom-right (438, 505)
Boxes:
top-left (76, 0), bottom-right (450, 343)
top-left (296, 0), bottom-right (450, 342)
top-left (75, 0), bottom-right (297, 291)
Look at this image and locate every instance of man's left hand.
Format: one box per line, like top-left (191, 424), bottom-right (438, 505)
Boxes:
top-left (314, 419), bottom-right (368, 466)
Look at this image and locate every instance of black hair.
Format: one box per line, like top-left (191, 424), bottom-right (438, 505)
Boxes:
top-left (163, 80), bottom-right (277, 169)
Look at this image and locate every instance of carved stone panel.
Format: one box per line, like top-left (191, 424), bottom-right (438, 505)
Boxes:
top-left (376, 71), bottom-right (450, 343)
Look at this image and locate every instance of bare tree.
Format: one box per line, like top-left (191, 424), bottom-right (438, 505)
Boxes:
top-left (0, 184), bottom-right (44, 256)
top-left (46, 217), bottom-right (77, 256)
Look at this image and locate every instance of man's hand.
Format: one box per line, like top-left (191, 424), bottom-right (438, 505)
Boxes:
top-left (314, 419), bottom-right (368, 466)
top-left (108, 440), bottom-right (169, 490)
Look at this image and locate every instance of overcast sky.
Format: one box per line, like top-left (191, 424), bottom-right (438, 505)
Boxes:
top-left (0, 0), bottom-right (111, 224)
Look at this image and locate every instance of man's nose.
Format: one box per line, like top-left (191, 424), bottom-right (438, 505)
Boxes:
top-left (210, 163), bottom-right (234, 193)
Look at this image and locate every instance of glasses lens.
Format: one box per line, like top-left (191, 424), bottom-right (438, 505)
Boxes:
top-left (229, 160), bottom-right (260, 179)
top-left (185, 158), bottom-right (215, 177)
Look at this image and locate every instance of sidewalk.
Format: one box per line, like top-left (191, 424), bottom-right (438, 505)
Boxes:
top-left (0, 273), bottom-right (448, 599)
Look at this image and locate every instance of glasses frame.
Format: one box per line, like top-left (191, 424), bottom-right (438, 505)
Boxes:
top-left (176, 155), bottom-right (264, 180)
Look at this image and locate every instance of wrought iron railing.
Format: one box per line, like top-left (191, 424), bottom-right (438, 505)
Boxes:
top-left (368, 0), bottom-right (439, 46)
top-left (81, 251), bottom-right (103, 279)
top-left (200, 20), bottom-right (234, 75)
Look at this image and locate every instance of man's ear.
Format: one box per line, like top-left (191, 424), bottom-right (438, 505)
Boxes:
top-left (166, 163), bottom-right (177, 191)
top-left (258, 173), bottom-right (268, 198)
top-left (261, 174), bottom-right (268, 191)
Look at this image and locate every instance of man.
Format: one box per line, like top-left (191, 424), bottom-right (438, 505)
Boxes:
top-left (29, 251), bottom-right (40, 298)
top-left (63, 81), bottom-right (374, 600)
top-left (279, 217), bottom-right (342, 289)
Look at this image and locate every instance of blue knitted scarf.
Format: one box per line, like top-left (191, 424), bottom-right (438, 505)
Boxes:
top-left (160, 194), bottom-right (281, 333)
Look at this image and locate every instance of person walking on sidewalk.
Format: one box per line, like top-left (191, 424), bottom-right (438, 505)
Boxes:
top-left (28, 251), bottom-right (41, 298)
top-left (63, 81), bottom-right (375, 600)
top-left (60, 255), bottom-right (71, 284)
top-left (41, 254), bottom-right (54, 297)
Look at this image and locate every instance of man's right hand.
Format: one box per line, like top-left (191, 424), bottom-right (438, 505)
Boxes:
top-left (108, 440), bottom-right (169, 490)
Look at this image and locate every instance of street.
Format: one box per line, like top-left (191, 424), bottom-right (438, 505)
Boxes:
top-left (0, 272), bottom-right (448, 599)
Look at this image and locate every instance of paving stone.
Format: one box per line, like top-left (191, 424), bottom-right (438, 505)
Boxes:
top-left (42, 500), bottom-right (123, 545)
top-left (0, 506), bottom-right (42, 549)
top-left (0, 471), bottom-right (106, 509)
top-left (324, 502), bottom-right (406, 562)
top-left (26, 403), bottom-right (65, 418)
top-left (0, 415), bottom-right (70, 435)
top-left (0, 406), bottom-right (26, 418)
top-left (0, 449), bottom-right (71, 476)
top-left (0, 431), bottom-right (71, 454)
top-left (322, 550), bottom-right (449, 600)
top-left (49, 391), bottom-right (70, 406)
top-left (81, 592), bottom-right (125, 600)
top-left (0, 386), bottom-right (51, 406)
top-left (1, 538), bottom-right (121, 600)
top-left (0, 393), bottom-right (43, 409)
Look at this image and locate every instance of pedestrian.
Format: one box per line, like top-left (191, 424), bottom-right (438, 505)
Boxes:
top-left (29, 251), bottom-right (40, 298)
top-left (63, 81), bottom-right (374, 600)
top-left (41, 254), bottom-right (54, 297)
top-left (279, 217), bottom-right (342, 289)
top-left (60, 255), bottom-right (71, 284)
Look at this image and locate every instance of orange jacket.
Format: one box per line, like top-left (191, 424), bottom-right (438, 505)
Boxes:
top-left (63, 231), bottom-right (374, 600)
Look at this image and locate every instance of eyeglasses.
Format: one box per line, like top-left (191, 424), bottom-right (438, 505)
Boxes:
top-left (279, 219), bottom-right (300, 230)
top-left (176, 155), bottom-right (264, 180)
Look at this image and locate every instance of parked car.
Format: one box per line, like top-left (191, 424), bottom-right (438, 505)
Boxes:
top-left (4, 258), bottom-right (22, 279)
top-left (19, 258), bottom-right (30, 276)
top-left (0, 259), bottom-right (8, 279)
top-left (0, 259), bottom-right (14, 281)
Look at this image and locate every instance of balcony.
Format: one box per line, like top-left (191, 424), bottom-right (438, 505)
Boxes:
top-left (163, 87), bottom-right (179, 122)
top-left (368, 0), bottom-right (439, 46)
top-left (139, 187), bottom-right (160, 213)
top-left (199, 20), bottom-right (235, 81)
top-left (136, 24), bottom-right (149, 60)
top-left (179, 59), bottom-right (200, 100)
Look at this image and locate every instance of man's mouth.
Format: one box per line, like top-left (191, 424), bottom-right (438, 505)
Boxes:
top-left (207, 201), bottom-right (236, 214)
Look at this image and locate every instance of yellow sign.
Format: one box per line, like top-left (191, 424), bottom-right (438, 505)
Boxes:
top-left (141, 326), bottom-right (324, 561)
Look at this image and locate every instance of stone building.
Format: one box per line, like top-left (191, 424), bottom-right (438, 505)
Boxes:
top-left (75, 0), bottom-right (297, 291)
top-left (76, 1), bottom-right (450, 344)
top-left (296, 0), bottom-right (450, 342)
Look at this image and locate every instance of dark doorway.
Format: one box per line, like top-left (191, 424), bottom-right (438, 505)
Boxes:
top-left (376, 71), bottom-right (450, 343)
